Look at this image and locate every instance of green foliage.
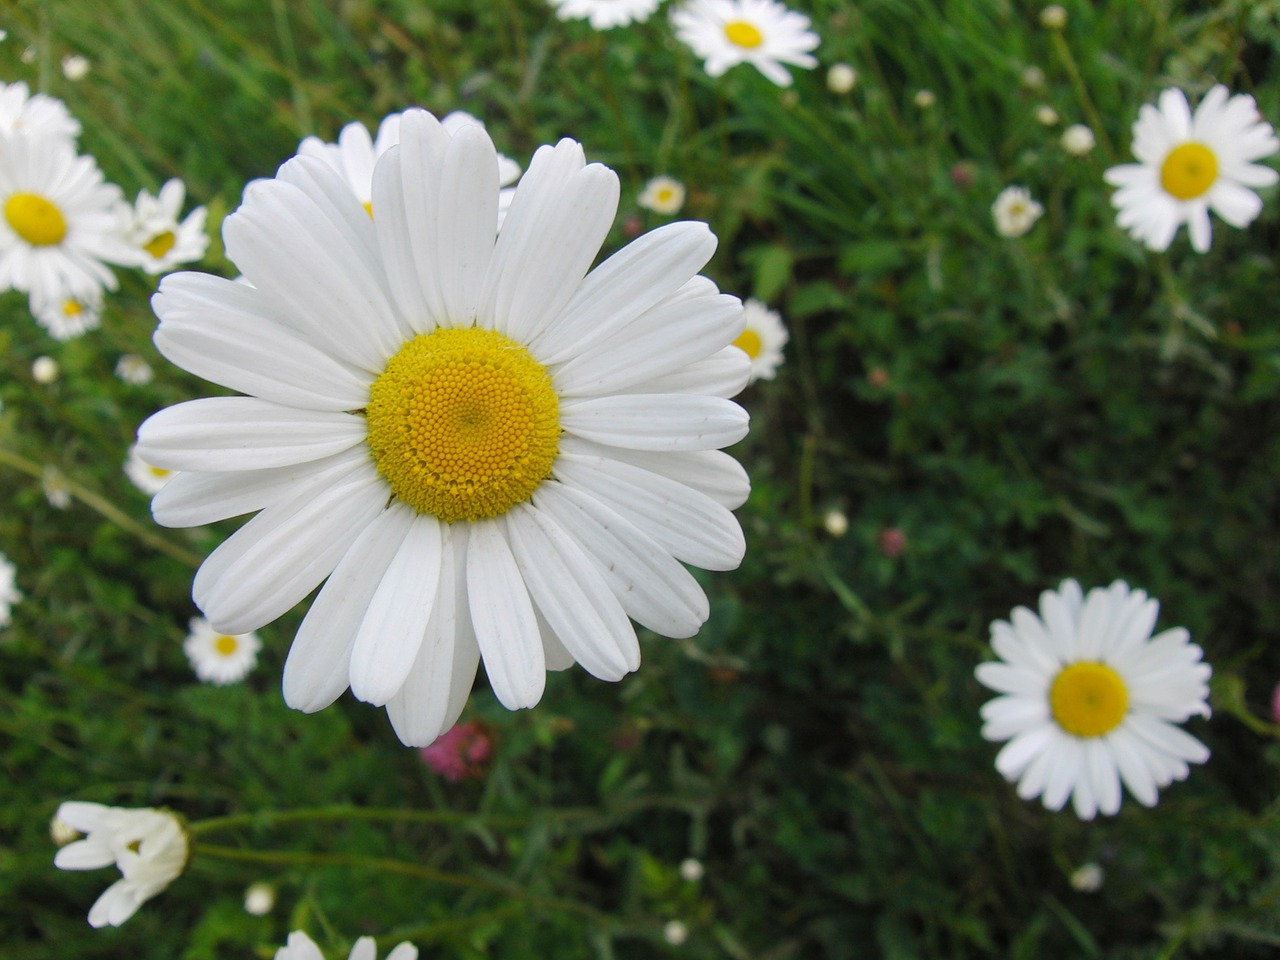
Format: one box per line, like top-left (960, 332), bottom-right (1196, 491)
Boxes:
top-left (2, 0), bottom-right (1280, 957)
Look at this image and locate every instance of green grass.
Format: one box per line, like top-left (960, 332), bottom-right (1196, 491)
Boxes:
top-left (3, 0), bottom-right (1280, 957)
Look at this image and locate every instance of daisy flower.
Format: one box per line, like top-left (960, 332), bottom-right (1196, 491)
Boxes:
top-left (275, 931), bottom-right (418, 960)
top-left (637, 175), bottom-right (686, 214)
top-left (976, 579), bottom-right (1212, 820)
top-left (61, 54), bottom-right (92, 81)
top-left (0, 132), bottom-right (133, 299)
top-left (116, 354), bottom-right (155, 385)
top-left (671, 0), bottom-right (820, 88)
top-left (137, 110), bottom-right (750, 748)
top-left (0, 80), bottom-right (80, 142)
top-left (1104, 85), bottom-right (1280, 253)
top-left (0, 551), bottom-right (21, 628)
top-left (547, 0), bottom-right (662, 29)
top-left (53, 801), bottom-right (188, 928)
top-left (991, 185), bottom-right (1043, 238)
top-left (730, 298), bottom-right (787, 382)
top-left (124, 443), bottom-right (176, 495)
top-left (29, 279), bottom-right (103, 340)
top-left (183, 616), bottom-right (261, 685)
top-left (125, 179), bottom-right (209, 275)
top-left (298, 110), bottom-right (522, 227)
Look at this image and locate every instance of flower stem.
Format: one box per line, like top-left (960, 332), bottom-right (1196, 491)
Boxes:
top-left (187, 803), bottom-right (601, 837)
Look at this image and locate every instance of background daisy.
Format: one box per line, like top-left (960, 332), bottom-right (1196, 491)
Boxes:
top-left (671, 0), bottom-right (820, 87)
top-left (125, 179), bottom-right (209, 274)
top-left (183, 616), bottom-right (261, 685)
top-left (547, 0), bottom-right (662, 29)
top-left (731, 298), bottom-right (788, 382)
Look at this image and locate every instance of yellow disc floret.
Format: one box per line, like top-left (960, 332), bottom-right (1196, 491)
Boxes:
top-left (214, 635), bottom-right (239, 656)
top-left (1049, 661), bottom-right (1129, 738)
top-left (724, 20), bottom-right (764, 49)
top-left (144, 230), bottom-right (177, 260)
top-left (1160, 142), bottom-right (1218, 201)
top-left (366, 327), bottom-right (561, 523)
top-left (4, 192), bottom-right (68, 247)
top-left (732, 328), bottom-right (763, 359)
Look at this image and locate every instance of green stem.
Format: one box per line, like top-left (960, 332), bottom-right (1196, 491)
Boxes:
top-left (0, 446), bottom-right (204, 568)
top-left (1049, 31), bottom-right (1117, 165)
top-left (187, 803), bottom-right (606, 837)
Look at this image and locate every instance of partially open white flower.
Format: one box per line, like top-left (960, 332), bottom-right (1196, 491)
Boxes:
top-left (53, 801), bottom-right (188, 927)
top-left (991, 185), bottom-right (1043, 238)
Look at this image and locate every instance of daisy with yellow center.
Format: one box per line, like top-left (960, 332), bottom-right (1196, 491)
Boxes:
top-left (976, 579), bottom-right (1212, 820)
top-left (29, 279), bottom-right (104, 340)
top-left (547, 0), bottom-right (662, 29)
top-left (1104, 85), bottom-right (1279, 253)
top-left (137, 110), bottom-right (751, 747)
top-left (126, 179), bottom-right (208, 275)
top-left (124, 443), bottom-right (175, 496)
top-left (637, 176), bottom-right (687, 215)
top-left (183, 616), bottom-right (262, 685)
top-left (671, 0), bottom-right (820, 88)
top-left (0, 80), bottom-right (81, 142)
top-left (731, 298), bottom-right (788, 382)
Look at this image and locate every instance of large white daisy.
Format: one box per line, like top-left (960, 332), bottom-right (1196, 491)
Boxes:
top-left (137, 110), bottom-right (750, 747)
top-left (0, 132), bottom-right (133, 299)
top-left (976, 579), bottom-right (1212, 820)
top-left (0, 80), bottom-right (81, 142)
top-left (53, 801), bottom-right (188, 928)
top-left (1104, 85), bottom-right (1280, 253)
top-left (547, 0), bottom-right (662, 30)
top-left (671, 0), bottom-right (820, 88)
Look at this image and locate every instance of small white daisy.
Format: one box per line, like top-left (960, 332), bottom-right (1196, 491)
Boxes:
top-left (991, 185), bottom-right (1043, 238)
top-left (0, 551), bottom-right (21, 628)
top-left (124, 443), bottom-right (176, 495)
top-left (0, 80), bottom-right (80, 142)
top-left (183, 616), bottom-right (262, 685)
top-left (115, 354), bottom-right (155, 385)
top-left (1104, 85), bottom-right (1280, 253)
top-left (0, 133), bottom-right (133, 298)
top-left (730, 298), bottom-right (787, 382)
top-left (298, 110), bottom-right (522, 227)
top-left (671, 0), bottom-right (820, 88)
top-left (53, 802), bottom-right (188, 928)
top-left (125, 179), bottom-right (209, 275)
top-left (274, 931), bottom-right (418, 960)
top-left (637, 175), bottom-right (686, 215)
top-left (29, 280), bottom-right (103, 340)
top-left (547, 0), bottom-right (662, 29)
top-left (976, 579), bottom-right (1212, 820)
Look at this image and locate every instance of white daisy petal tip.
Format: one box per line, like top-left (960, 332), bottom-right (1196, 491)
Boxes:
top-left (977, 578), bottom-right (1211, 818)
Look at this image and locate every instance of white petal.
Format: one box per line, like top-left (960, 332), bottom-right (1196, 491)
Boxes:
top-left (349, 937), bottom-right (377, 960)
top-left (1088, 739), bottom-right (1123, 816)
top-left (561, 437), bottom-right (750, 509)
top-left (1042, 736), bottom-right (1082, 811)
top-left (560, 394), bottom-right (748, 451)
top-left (628, 347), bottom-right (753, 398)
top-left (993, 724), bottom-right (1052, 779)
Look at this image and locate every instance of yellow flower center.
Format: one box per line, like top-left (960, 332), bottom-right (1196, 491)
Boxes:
top-left (4, 192), bottom-right (68, 246)
top-left (724, 20), bottom-right (764, 49)
top-left (1159, 142), bottom-right (1218, 201)
top-left (62, 300), bottom-right (84, 317)
top-left (1049, 662), bottom-right (1129, 738)
top-left (732, 328), bottom-right (763, 359)
top-left (214, 635), bottom-right (239, 656)
top-left (144, 230), bottom-right (177, 260)
top-left (365, 327), bottom-right (560, 523)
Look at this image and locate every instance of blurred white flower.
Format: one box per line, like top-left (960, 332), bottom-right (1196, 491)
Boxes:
top-left (547, 0), bottom-right (661, 29)
top-left (1104, 85), bottom-right (1279, 253)
top-left (1070, 862), bottom-right (1105, 892)
top-left (183, 616), bottom-right (262, 686)
top-left (32, 355), bottom-right (59, 384)
top-left (50, 811), bottom-right (80, 846)
top-left (244, 881), bottom-right (276, 916)
top-left (42, 465), bottom-right (72, 508)
top-left (53, 802), bottom-right (188, 928)
top-left (1021, 66), bottom-right (1045, 89)
top-left (679, 857), bottom-right (705, 881)
top-left (991, 185), bottom-right (1043, 238)
top-left (116, 354), bottom-right (155, 385)
top-left (1061, 123), bottom-right (1096, 156)
top-left (124, 443), bottom-right (176, 496)
top-left (637, 175), bottom-right (686, 215)
top-left (126, 179), bottom-right (209, 274)
top-left (976, 579), bottom-right (1212, 819)
top-left (822, 509), bottom-right (849, 537)
top-left (1039, 4), bottom-right (1067, 28)
top-left (29, 282), bottom-right (103, 341)
top-left (1035, 104), bottom-right (1059, 126)
top-left (61, 54), bottom-right (91, 81)
top-left (671, 0), bottom-right (820, 88)
top-left (274, 931), bottom-right (418, 960)
top-left (0, 80), bottom-right (80, 141)
top-left (827, 62), bottom-right (857, 94)
top-left (913, 89), bottom-right (936, 109)
top-left (0, 552), bottom-right (21, 628)
top-left (730, 298), bottom-right (788, 382)
top-left (663, 920), bottom-right (690, 945)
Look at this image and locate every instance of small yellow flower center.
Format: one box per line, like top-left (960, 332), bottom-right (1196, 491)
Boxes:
top-left (1049, 662), bottom-right (1129, 738)
top-left (62, 300), bottom-right (84, 317)
top-left (732, 328), bottom-right (763, 359)
top-left (148, 465), bottom-right (173, 480)
top-left (1159, 142), bottom-right (1219, 201)
top-left (365, 327), bottom-right (561, 523)
top-left (4, 192), bottom-right (67, 246)
top-left (363, 200), bottom-right (374, 219)
top-left (143, 230), bottom-right (177, 260)
top-left (214, 635), bottom-right (239, 656)
top-left (657, 188), bottom-right (674, 203)
top-left (724, 20), bottom-right (764, 49)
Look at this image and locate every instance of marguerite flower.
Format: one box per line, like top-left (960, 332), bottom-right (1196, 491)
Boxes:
top-left (116, 354), bottom-right (155, 385)
top-left (275, 930), bottom-right (418, 960)
top-left (0, 80), bottom-right (80, 142)
top-left (53, 802), bottom-right (188, 928)
top-left (125, 179), bottom-right (209, 274)
top-left (0, 132), bottom-right (132, 298)
top-left (638, 175), bottom-right (687, 215)
top-left (730, 298), bottom-right (787, 382)
top-left (183, 616), bottom-right (261, 685)
top-left (976, 579), bottom-right (1212, 820)
top-left (298, 110), bottom-right (522, 226)
top-left (0, 551), bottom-right (21, 628)
top-left (991, 185), bottom-right (1043, 238)
top-left (137, 110), bottom-right (750, 748)
top-left (1104, 85), bottom-right (1280, 252)
top-left (672, 0), bottom-right (819, 87)
top-left (29, 279), bottom-right (103, 340)
top-left (124, 443), bottom-right (175, 495)
top-left (548, 0), bottom-right (662, 29)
